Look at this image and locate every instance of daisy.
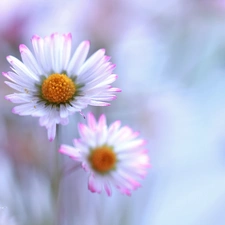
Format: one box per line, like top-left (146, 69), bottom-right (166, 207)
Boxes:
top-left (3, 33), bottom-right (120, 141)
top-left (59, 113), bottom-right (150, 196)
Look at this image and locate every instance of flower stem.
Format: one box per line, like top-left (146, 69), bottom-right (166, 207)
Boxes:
top-left (52, 124), bottom-right (63, 225)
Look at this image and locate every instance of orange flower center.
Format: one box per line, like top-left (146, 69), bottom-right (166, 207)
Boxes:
top-left (41, 73), bottom-right (76, 104)
top-left (89, 145), bottom-right (117, 174)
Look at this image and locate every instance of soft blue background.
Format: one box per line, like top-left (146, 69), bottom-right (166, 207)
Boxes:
top-left (0, 0), bottom-right (225, 224)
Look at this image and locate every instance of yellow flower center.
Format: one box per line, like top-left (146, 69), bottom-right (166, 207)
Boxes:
top-left (89, 145), bottom-right (117, 174)
top-left (41, 73), bottom-right (76, 104)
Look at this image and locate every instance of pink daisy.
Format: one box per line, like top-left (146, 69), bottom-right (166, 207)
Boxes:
top-left (59, 113), bottom-right (150, 196)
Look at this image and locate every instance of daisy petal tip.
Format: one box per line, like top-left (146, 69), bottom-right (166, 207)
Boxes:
top-left (99, 113), bottom-right (106, 122)
top-left (31, 34), bottom-right (40, 41)
top-left (78, 122), bottom-right (84, 130)
top-left (4, 95), bottom-right (10, 101)
top-left (106, 191), bottom-right (112, 197)
top-left (111, 64), bottom-right (116, 69)
top-left (11, 108), bottom-right (16, 114)
top-left (88, 184), bottom-right (101, 194)
top-left (50, 33), bottom-right (58, 39)
top-left (87, 112), bottom-right (96, 123)
top-left (6, 56), bottom-right (12, 63)
top-left (88, 111), bottom-right (94, 117)
top-left (47, 125), bottom-right (56, 142)
top-left (104, 184), bottom-right (112, 196)
top-left (2, 72), bottom-right (7, 77)
top-left (58, 145), bottom-right (65, 154)
top-left (124, 191), bottom-right (132, 196)
top-left (146, 164), bottom-right (151, 170)
top-left (88, 185), bottom-right (96, 193)
top-left (142, 140), bottom-right (148, 145)
top-left (100, 48), bottom-right (106, 55)
top-left (82, 40), bottom-right (91, 47)
top-left (19, 44), bottom-right (26, 53)
top-left (64, 33), bottom-right (72, 40)
top-left (104, 55), bottom-right (111, 62)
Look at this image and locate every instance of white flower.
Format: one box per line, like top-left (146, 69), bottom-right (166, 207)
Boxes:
top-left (59, 113), bottom-right (150, 196)
top-left (3, 33), bottom-right (120, 141)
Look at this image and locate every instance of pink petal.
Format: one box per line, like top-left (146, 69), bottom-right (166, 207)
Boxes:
top-left (88, 174), bottom-right (102, 194)
top-left (47, 124), bottom-right (56, 142)
top-left (87, 112), bottom-right (97, 130)
top-left (104, 182), bottom-right (112, 196)
top-left (98, 114), bottom-right (106, 129)
top-left (59, 144), bottom-right (81, 160)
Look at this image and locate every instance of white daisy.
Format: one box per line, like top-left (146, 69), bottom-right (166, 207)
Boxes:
top-left (59, 113), bottom-right (150, 196)
top-left (3, 33), bottom-right (120, 141)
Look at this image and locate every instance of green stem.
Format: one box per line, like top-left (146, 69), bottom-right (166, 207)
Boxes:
top-left (52, 124), bottom-right (62, 225)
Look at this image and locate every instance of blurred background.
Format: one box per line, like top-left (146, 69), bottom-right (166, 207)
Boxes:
top-left (1, 0), bottom-right (225, 224)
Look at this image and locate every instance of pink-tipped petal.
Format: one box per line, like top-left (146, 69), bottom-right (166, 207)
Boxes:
top-left (47, 124), bottom-right (56, 142)
top-left (98, 114), bottom-right (106, 129)
top-left (88, 174), bottom-right (102, 193)
top-left (78, 49), bottom-right (106, 75)
top-left (59, 144), bottom-right (81, 160)
top-left (87, 112), bottom-right (97, 130)
top-left (67, 40), bottom-right (90, 75)
top-left (104, 182), bottom-right (112, 196)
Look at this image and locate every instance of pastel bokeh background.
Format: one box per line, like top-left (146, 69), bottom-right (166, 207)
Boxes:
top-left (1, 0), bottom-right (225, 224)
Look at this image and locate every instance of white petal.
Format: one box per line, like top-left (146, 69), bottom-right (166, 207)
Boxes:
top-left (50, 33), bottom-right (63, 72)
top-left (78, 123), bottom-right (95, 142)
top-left (98, 114), bottom-right (106, 129)
top-left (67, 41), bottom-right (90, 75)
top-left (107, 120), bottom-right (121, 139)
top-left (60, 117), bottom-right (69, 125)
top-left (60, 104), bottom-right (69, 118)
top-left (32, 35), bottom-right (51, 74)
top-left (12, 103), bottom-right (36, 115)
top-left (3, 72), bottom-right (37, 91)
top-left (104, 182), bottom-right (112, 196)
top-left (5, 81), bottom-right (25, 92)
top-left (78, 58), bottom-right (112, 83)
top-left (47, 124), bottom-right (56, 141)
top-left (88, 174), bottom-right (102, 193)
top-left (89, 100), bottom-right (110, 106)
top-left (19, 44), bottom-right (43, 75)
top-left (92, 74), bottom-right (118, 89)
top-left (5, 93), bottom-right (32, 103)
top-left (116, 140), bottom-right (146, 153)
top-left (7, 56), bottom-right (39, 81)
top-left (78, 49), bottom-right (105, 75)
top-left (62, 33), bottom-right (72, 70)
top-left (59, 144), bottom-right (81, 160)
top-left (87, 112), bottom-right (97, 130)
top-left (90, 95), bottom-right (117, 101)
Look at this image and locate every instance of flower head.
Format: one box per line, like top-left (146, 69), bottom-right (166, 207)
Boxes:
top-left (59, 113), bottom-right (150, 196)
top-left (3, 33), bottom-right (120, 141)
